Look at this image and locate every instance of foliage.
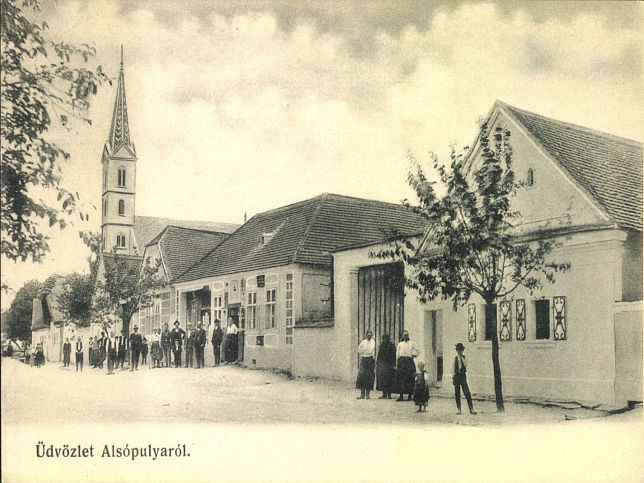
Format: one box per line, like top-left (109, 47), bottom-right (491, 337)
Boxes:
top-left (56, 272), bottom-right (93, 326)
top-left (376, 122), bottom-right (570, 411)
top-left (93, 251), bottom-right (167, 333)
top-left (4, 279), bottom-right (41, 341)
top-left (79, 230), bottom-right (101, 283)
top-left (1, 0), bottom-right (107, 263)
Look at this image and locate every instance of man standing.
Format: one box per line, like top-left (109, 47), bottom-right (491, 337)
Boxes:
top-left (161, 323), bottom-right (172, 368)
top-left (97, 331), bottom-right (106, 368)
top-left (224, 317), bottom-right (238, 363)
top-left (185, 329), bottom-right (195, 368)
top-left (170, 320), bottom-right (186, 368)
top-left (116, 330), bottom-right (128, 370)
top-left (105, 331), bottom-right (117, 375)
top-left (395, 330), bottom-right (419, 401)
top-left (194, 322), bottom-right (207, 369)
top-left (75, 337), bottom-right (84, 372)
top-left (62, 338), bottom-right (72, 367)
top-left (453, 343), bottom-right (476, 415)
top-left (211, 319), bottom-right (223, 367)
top-left (129, 325), bottom-right (143, 371)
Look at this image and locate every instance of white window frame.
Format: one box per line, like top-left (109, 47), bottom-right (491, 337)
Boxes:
top-left (265, 288), bottom-right (276, 329)
top-left (247, 292), bottom-right (257, 329)
top-left (213, 295), bottom-right (224, 323)
top-left (286, 274), bottom-right (294, 344)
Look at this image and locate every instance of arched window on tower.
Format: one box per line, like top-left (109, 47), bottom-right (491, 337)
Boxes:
top-left (102, 200), bottom-right (107, 217)
top-left (103, 168), bottom-right (107, 188)
top-left (118, 167), bottom-right (126, 188)
top-left (527, 168), bottom-right (535, 187)
top-left (118, 199), bottom-right (125, 216)
top-left (116, 233), bottom-right (126, 249)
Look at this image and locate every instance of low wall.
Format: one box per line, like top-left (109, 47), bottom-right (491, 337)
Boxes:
top-left (292, 327), bottom-right (336, 379)
top-left (614, 302), bottom-right (643, 404)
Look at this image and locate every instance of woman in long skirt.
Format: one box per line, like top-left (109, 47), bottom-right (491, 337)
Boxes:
top-left (355, 330), bottom-right (375, 399)
top-left (34, 343), bottom-right (45, 367)
top-left (376, 333), bottom-right (396, 399)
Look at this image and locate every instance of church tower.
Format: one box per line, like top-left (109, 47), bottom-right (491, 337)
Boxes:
top-left (101, 46), bottom-right (137, 254)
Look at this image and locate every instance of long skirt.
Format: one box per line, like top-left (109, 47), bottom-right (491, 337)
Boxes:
top-left (63, 352), bottom-right (71, 365)
top-left (224, 334), bottom-right (238, 362)
top-left (396, 357), bottom-right (416, 395)
top-left (151, 342), bottom-right (163, 362)
top-left (89, 348), bottom-right (100, 366)
top-left (34, 351), bottom-right (45, 366)
top-left (376, 361), bottom-right (396, 393)
top-left (414, 374), bottom-right (430, 405)
top-left (355, 356), bottom-right (375, 390)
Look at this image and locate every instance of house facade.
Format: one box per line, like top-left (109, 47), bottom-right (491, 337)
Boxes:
top-left (171, 193), bottom-right (427, 370)
top-left (320, 101), bottom-right (642, 405)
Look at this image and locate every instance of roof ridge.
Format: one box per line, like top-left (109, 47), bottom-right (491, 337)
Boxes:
top-left (499, 101), bottom-right (642, 146)
top-left (291, 193), bottom-right (328, 264)
top-left (135, 214), bottom-right (239, 226)
top-left (252, 194), bottom-right (325, 218)
top-left (163, 225), bottom-right (233, 236)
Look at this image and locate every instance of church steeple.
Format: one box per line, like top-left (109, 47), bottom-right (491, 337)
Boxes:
top-left (108, 45), bottom-right (134, 153)
top-left (101, 45), bottom-right (138, 255)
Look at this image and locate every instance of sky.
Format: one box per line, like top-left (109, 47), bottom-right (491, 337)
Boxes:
top-left (2, 0), bottom-right (642, 309)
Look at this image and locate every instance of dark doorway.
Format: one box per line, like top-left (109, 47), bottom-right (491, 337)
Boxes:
top-left (357, 262), bottom-right (405, 364)
top-left (227, 303), bottom-right (243, 362)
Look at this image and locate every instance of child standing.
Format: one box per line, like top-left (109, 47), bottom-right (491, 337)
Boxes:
top-left (413, 361), bottom-right (430, 412)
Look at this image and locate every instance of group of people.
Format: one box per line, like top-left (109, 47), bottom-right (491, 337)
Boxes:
top-left (55, 317), bottom-right (241, 374)
top-left (356, 330), bottom-right (476, 415)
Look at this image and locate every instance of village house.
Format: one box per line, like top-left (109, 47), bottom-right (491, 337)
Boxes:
top-left (324, 101), bottom-right (642, 406)
top-left (170, 193), bottom-right (427, 369)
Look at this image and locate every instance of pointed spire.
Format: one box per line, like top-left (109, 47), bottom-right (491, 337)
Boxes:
top-left (109, 45), bottom-right (132, 152)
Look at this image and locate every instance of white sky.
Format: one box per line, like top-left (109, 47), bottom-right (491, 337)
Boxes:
top-left (2, 0), bottom-right (642, 309)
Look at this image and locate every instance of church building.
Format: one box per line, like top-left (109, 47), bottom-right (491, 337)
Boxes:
top-left (95, 49), bottom-right (239, 333)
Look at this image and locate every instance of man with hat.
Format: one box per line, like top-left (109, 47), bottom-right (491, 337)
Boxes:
top-left (161, 322), bottom-right (172, 367)
top-left (129, 325), bottom-right (143, 371)
top-left (395, 330), bottom-right (419, 401)
top-left (453, 342), bottom-right (476, 414)
top-left (170, 320), bottom-right (186, 368)
top-left (211, 319), bottom-right (223, 366)
top-left (194, 322), bottom-right (207, 369)
top-left (116, 329), bottom-right (128, 370)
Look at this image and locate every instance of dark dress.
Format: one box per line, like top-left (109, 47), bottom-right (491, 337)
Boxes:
top-left (376, 341), bottom-right (397, 393)
top-left (355, 356), bottom-right (375, 390)
top-left (414, 370), bottom-right (430, 406)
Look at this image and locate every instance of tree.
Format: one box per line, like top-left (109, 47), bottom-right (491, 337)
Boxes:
top-left (56, 272), bottom-right (93, 326)
top-left (380, 123), bottom-right (569, 412)
top-left (1, 0), bottom-right (107, 263)
top-left (93, 252), bottom-right (167, 334)
top-left (4, 279), bottom-right (41, 341)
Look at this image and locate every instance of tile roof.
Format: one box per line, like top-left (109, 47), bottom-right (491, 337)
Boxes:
top-left (500, 101), bottom-right (643, 231)
top-left (133, 215), bottom-right (239, 253)
top-left (102, 252), bottom-right (143, 275)
top-left (175, 193), bottom-right (428, 283)
top-left (150, 226), bottom-right (231, 282)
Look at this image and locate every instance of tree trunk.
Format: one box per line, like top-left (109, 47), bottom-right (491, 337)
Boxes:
top-left (486, 301), bottom-right (505, 412)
